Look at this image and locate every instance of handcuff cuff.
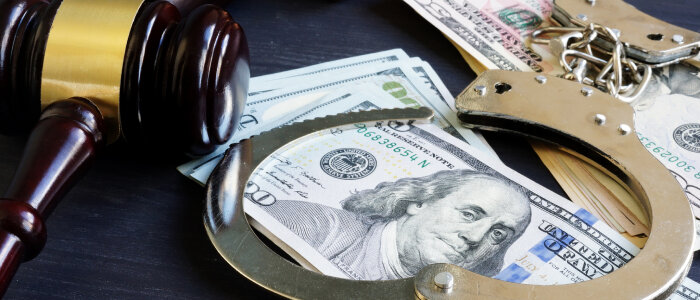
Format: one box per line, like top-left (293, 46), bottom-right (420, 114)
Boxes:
top-left (202, 1), bottom-right (697, 299)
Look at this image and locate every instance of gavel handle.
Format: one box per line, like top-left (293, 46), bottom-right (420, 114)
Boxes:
top-left (0, 98), bottom-right (104, 295)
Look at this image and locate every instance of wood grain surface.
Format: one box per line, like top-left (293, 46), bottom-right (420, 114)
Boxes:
top-left (0, 0), bottom-right (698, 298)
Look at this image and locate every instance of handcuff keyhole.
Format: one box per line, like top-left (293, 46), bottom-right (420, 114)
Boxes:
top-left (647, 33), bottom-right (664, 41)
top-left (494, 82), bottom-right (512, 94)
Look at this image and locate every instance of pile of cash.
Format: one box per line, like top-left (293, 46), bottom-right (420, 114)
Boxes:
top-left (531, 141), bottom-right (649, 246)
top-left (176, 0), bottom-right (700, 294)
top-left (178, 46), bottom-right (700, 295)
top-left (404, 0), bottom-right (700, 248)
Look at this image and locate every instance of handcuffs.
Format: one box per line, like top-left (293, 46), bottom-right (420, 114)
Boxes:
top-left (202, 1), bottom-right (698, 299)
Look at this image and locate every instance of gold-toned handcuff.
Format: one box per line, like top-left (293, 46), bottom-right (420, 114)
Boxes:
top-left (203, 70), bottom-right (694, 299)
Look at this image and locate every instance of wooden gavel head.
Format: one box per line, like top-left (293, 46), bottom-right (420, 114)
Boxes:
top-left (0, 0), bottom-right (248, 294)
top-left (0, 0), bottom-right (249, 155)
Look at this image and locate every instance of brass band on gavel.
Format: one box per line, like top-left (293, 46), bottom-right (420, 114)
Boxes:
top-left (41, 0), bottom-right (143, 143)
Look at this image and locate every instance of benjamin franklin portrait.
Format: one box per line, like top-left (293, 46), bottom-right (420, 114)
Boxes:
top-left (262, 169), bottom-right (532, 280)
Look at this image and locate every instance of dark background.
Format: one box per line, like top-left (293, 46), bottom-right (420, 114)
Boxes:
top-left (1, 0), bottom-right (699, 298)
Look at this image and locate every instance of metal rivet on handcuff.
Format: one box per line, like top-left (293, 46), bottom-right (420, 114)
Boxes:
top-left (434, 272), bottom-right (454, 290)
top-left (594, 114), bottom-right (606, 125)
top-left (673, 34), bottom-right (685, 44)
top-left (618, 124), bottom-right (632, 135)
top-left (474, 85), bottom-right (487, 95)
top-left (581, 86), bottom-right (594, 96)
top-left (202, 70), bottom-right (694, 299)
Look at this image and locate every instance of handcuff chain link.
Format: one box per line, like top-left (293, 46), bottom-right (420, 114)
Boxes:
top-left (533, 23), bottom-right (653, 103)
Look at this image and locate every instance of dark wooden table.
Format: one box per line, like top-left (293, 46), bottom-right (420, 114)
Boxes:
top-left (1, 0), bottom-right (699, 298)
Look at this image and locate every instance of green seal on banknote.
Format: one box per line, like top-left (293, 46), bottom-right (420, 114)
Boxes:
top-left (497, 8), bottom-right (542, 31)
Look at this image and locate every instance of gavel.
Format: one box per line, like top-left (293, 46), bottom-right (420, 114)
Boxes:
top-left (0, 0), bottom-right (248, 294)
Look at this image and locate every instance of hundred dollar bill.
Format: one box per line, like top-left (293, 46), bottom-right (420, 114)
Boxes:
top-left (411, 61), bottom-right (458, 111)
top-left (179, 60), bottom-right (493, 183)
top-left (252, 59), bottom-right (485, 146)
top-left (262, 57), bottom-right (465, 115)
top-left (255, 58), bottom-right (440, 99)
top-left (252, 49), bottom-right (410, 85)
top-left (634, 62), bottom-right (700, 217)
top-left (253, 54), bottom-right (496, 154)
top-left (242, 120), bottom-right (700, 295)
top-left (255, 56), bottom-right (467, 122)
top-left (188, 86), bottom-right (407, 184)
top-left (249, 49), bottom-right (411, 96)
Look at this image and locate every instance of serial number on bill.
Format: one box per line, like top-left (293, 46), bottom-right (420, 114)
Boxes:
top-left (354, 123), bottom-right (430, 168)
top-left (637, 132), bottom-right (699, 179)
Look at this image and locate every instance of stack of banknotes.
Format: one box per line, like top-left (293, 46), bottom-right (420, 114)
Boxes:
top-left (404, 0), bottom-right (700, 247)
top-left (178, 48), bottom-right (700, 296)
top-left (178, 49), bottom-right (495, 184)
